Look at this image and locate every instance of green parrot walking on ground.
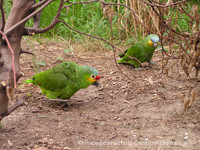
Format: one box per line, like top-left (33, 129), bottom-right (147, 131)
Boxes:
top-left (25, 61), bottom-right (100, 102)
top-left (118, 34), bottom-right (160, 68)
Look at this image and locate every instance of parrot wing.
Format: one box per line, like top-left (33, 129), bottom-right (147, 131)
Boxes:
top-left (124, 43), bottom-right (144, 59)
top-left (34, 72), bottom-right (69, 91)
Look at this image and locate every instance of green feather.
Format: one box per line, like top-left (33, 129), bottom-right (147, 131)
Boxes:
top-left (118, 34), bottom-right (159, 68)
top-left (25, 79), bottom-right (34, 83)
top-left (25, 61), bottom-right (99, 100)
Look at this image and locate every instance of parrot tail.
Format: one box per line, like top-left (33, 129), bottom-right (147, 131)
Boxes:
top-left (25, 79), bottom-right (34, 83)
top-left (119, 49), bottom-right (128, 58)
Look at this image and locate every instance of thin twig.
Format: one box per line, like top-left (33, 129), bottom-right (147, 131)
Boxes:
top-left (179, 3), bottom-right (198, 21)
top-left (20, 49), bottom-right (35, 55)
top-left (62, 0), bottom-right (98, 8)
top-left (99, 0), bottom-right (143, 23)
top-left (148, 0), bottom-right (194, 62)
top-left (142, 0), bottom-right (187, 8)
top-left (113, 49), bottom-right (131, 79)
top-left (31, 0), bottom-right (49, 9)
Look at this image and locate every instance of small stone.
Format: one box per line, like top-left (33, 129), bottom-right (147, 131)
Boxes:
top-left (8, 140), bottom-right (13, 147)
top-left (117, 118), bottom-right (121, 121)
top-left (63, 147), bottom-right (71, 150)
top-left (114, 116), bottom-right (118, 120)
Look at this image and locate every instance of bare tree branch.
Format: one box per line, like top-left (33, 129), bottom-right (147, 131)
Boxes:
top-left (24, 20), bottom-right (59, 35)
top-left (31, 0), bottom-right (49, 9)
top-left (5, 0), bottom-right (55, 36)
top-left (16, 71), bottom-right (23, 81)
top-left (20, 49), bottom-right (35, 55)
top-left (0, 100), bottom-right (24, 120)
top-left (33, 11), bottom-right (42, 29)
top-left (24, 0), bottom-right (64, 35)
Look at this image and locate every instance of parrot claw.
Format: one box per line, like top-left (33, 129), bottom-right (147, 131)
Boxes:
top-left (73, 100), bottom-right (84, 105)
top-left (48, 98), bottom-right (69, 106)
top-left (67, 100), bottom-right (71, 108)
top-left (62, 100), bottom-right (84, 108)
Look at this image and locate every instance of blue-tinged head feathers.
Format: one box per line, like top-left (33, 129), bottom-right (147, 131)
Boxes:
top-left (81, 65), bottom-right (99, 76)
top-left (149, 34), bottom-right (160, 43)
top-left (79, 65), bottom-right (100, 88)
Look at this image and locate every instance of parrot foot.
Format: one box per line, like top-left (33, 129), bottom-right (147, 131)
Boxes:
top-left (72, 100), bottom-right (84, 105)
top-left (135, 67), bottom-right (143, 71)
top-left (49, 99), bottom-right (69, 103)
top-left (48, 99), bottom-right (70, 107)
top-left (148, 61), bottom-right (156, 66)
top-left (65, 100), bottom-right (84, 108)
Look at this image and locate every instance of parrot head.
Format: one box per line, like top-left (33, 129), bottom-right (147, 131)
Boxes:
top-left (80, 66), bottom-right (100, 88)
top-left (148, 34), bottom-right (160, 48)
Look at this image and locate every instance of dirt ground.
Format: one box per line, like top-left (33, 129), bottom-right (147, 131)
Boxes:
top-left (0, 38), bottom-right (200, 150)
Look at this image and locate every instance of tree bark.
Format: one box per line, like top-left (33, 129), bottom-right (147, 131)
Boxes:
top-left (0, 0), bottom-right (34, 118)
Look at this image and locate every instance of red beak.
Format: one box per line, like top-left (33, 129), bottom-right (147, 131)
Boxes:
top-left (95, 75), bottom-right (100, 80)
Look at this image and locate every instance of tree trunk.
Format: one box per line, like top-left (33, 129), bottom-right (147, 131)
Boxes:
top-left (0, 0), bottom-right (33, 118)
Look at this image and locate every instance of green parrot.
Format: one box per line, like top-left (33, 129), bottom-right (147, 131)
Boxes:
top-left (25, 61), bottom-right (100, 101)
top-left (118, 34), bottom-right (160, 68)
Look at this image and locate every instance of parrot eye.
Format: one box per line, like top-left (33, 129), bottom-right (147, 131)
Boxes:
top-left (91, 75), bottom-right (95, 79)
